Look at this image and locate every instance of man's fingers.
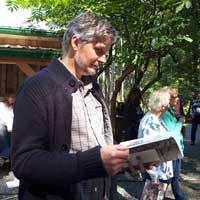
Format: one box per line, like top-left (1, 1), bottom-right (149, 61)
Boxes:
top-left (115, 144), bottom-right (129, 151)
top-left (100, 145), bottom-right (130, 176)
top-left (110, 145), bottom-right (129, 160)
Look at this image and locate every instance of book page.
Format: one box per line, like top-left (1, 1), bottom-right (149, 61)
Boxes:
top-left (120, 133), bottom-right (170, 148)
top-left (121, 133), bottom-right (183, 164)
top-left (130, 149), bottom-right (160, 165)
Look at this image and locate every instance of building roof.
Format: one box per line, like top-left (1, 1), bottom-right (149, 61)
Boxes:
top-left (0, 27), bottom-right (62, 63)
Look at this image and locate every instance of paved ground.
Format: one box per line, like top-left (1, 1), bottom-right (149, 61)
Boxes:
top-left (0, 124), bottom-right (199, 200)
top-left (179, 125), bottom-right (200, 200)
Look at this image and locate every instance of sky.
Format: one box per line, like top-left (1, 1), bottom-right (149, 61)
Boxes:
top-left (0, 0), bottom-right (48, 29)
top-left (0, 0), bottom-right (31, 28)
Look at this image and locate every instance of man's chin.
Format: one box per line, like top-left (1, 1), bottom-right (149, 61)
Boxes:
top-left (85, 69), bottom-right (97, 76)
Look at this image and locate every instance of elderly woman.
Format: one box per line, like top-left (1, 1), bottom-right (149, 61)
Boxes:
top-left (138, 89), bottom-right (173, 197)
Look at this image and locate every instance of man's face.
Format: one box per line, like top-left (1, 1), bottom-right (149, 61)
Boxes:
top-left (74, 36), bottom-right (112, 78)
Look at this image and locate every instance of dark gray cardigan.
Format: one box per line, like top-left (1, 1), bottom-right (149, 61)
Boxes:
top-left (11, 59), bottom-right (108, 200)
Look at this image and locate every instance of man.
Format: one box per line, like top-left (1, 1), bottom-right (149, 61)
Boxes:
top-left (189, 90), bottom-right (200, 145)
top-left (11, 12), bottom-right (129, 200)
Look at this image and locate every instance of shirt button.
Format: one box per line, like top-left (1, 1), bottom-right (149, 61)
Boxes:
top-left (61, 144), bottom-right (68, 151)
top-left (69, 79), bottom-right (76, 87)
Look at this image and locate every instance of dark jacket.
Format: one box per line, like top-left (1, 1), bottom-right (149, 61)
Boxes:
top-left (189, 99), bottom-right (200, 119)
top-left (11, 59), bottom-right (108, 200)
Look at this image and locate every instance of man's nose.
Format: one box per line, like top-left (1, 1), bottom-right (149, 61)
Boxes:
top-left (98, 55), bottom-right (106, 64)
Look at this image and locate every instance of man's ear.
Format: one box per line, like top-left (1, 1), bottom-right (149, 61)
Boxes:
top-left (71, 35), bottom-right (79, 51)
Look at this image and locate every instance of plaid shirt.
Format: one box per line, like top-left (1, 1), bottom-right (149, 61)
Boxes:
top-left (70, 81), bottom-right (112, 200)
top-left (70, 82), bottom-right (108, 153)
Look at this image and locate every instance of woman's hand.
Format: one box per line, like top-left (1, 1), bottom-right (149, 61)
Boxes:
top-left (151, 179), bottom-right (160, 186)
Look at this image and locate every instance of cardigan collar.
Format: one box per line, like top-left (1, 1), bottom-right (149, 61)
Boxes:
top-left (45, 58), bottom-right (99, 94)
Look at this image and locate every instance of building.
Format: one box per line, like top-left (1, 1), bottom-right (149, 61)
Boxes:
top-left (0, 27), bottom-right (61, 98)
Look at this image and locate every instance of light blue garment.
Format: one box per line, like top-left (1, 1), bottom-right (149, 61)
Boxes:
top-left (138, 112), bottom-right (174, 181)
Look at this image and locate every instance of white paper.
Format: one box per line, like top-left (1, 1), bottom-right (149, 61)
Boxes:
top-left (6, 177), bottom-right (19, 188)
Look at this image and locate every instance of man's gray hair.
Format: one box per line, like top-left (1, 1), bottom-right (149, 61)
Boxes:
top-left (148, 90), bottom-right (170, 113)
top-left (62, 12), bottom-right (117, 54)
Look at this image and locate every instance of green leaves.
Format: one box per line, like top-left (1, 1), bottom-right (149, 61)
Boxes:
top-left (185, 0), bottom-right (192, 9)
top-left (5, 0), bottom-right (199, 110)
top-left (176, 2), bottom-right (185, 13)
top-left (176, 0), bottom-right (192, 13)
top-left (182, 35), bottom-right (193, 43)
top-left (176, 35), bottom-right (193, 43)
top-left (6, 0), bottom-right (19, 11)
top-left (151, 37), bottom-right (174, 50)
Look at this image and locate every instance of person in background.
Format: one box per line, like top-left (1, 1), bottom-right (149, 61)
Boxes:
top-left (11, 12), bottom-right (130, 200)
top-left (174, 94), bottom-right (186, 138)
top-left (189, 90), bottom-right (200, 145)
top-left (4, 93), bottom-right (15, 141)
top-left (138, 89), bottom-right (174, 199)
top-left (123, 87), bottom-right (144, 140)
top-left (0, 92), bottom-right (15, 166)
top-left (161, 87), bottom-right (185, 200)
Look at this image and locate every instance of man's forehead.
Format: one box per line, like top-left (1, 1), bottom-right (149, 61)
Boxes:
top-left (94, 36), bottom-right (112, 47)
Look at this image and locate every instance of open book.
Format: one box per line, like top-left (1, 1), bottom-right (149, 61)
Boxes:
top-left (120, 133), bottom-right (183, 166)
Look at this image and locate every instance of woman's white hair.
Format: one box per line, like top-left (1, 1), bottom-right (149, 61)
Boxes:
top-left (148, 90), bottom-right (170, 113)
top-left (160, 86), bottom-right (178, 97)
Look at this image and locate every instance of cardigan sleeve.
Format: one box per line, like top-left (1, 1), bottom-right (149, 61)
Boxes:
top-left (11, 76), bottom-right (107, 188)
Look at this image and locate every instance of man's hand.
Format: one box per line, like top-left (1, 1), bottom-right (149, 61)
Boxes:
top-left (100, 145), bottom-right (129, 176)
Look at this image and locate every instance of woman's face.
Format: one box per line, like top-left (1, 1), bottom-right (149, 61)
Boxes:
top-left (170, 93), bottom-right (178, 107)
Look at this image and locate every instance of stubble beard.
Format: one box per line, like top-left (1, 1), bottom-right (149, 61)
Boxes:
top-left (74, 53), bottom-right (96, 76)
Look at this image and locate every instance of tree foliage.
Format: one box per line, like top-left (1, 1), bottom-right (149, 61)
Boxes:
top-left (6, 0), bottom-right (200, 135)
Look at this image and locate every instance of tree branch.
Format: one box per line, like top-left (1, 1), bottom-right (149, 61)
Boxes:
top-left (110, 65), bottom-right (136, 134)
top-left (142, 57), bottom-right (162, 94)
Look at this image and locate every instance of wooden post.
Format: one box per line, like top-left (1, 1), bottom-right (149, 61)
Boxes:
top-left (0, 64), bottom-right (6, 96)
top-left (16, 63), bottom-right (35, 76)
